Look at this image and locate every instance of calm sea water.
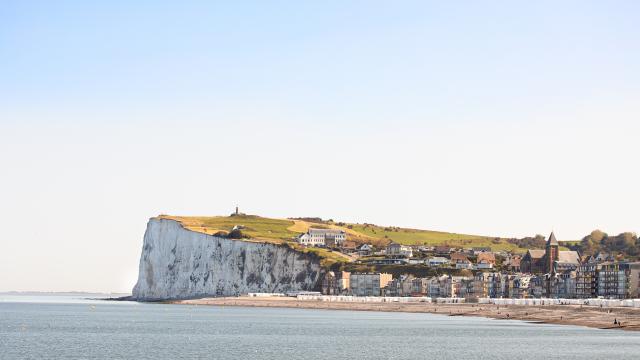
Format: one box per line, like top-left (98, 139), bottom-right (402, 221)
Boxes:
top-left (1, 294), bottom-right (639, 359)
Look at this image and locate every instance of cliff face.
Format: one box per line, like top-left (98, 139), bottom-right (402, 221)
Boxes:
top-left (132, 218), bottom-right (322, 301)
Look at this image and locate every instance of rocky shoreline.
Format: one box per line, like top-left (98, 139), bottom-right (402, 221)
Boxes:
top-left (172, 296), bottom-right (640, 331)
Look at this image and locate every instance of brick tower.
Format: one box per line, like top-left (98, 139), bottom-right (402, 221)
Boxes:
top-left (545, 231), bottom-right (559, 274)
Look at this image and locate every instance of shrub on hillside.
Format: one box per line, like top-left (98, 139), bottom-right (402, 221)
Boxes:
top-left (227, 229), bottom-right (248, 239)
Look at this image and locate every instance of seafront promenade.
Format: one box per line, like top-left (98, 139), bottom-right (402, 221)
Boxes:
top-left (174, 295), bottom-right (640, 331)
top-left (295, 294), bottom-right (640, 308)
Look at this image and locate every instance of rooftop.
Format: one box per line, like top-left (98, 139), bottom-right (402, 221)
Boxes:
top-left (309, 228), bottom-right (346, 235)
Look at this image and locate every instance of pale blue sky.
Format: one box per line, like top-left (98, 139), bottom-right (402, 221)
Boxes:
top-left (1, 1), bottom-right (639, 292)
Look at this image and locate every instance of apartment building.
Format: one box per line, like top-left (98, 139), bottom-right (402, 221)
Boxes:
top-left (350, 273), bottom-right (393, 297)
top-left (597, 262), bottom-right (640, 299)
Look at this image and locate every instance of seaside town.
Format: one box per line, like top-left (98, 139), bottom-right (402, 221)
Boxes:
top-left (296, 228), bottom-right (640, 301)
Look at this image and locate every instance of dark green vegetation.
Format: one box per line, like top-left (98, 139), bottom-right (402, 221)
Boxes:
top-left (570, 230), bottom-right (639, 260)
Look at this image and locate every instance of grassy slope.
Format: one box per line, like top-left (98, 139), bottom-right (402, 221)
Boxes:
top-left (159, 215), bottom-right (350, 267)
top-left (162, 215), bottom-right (298, 241)
top-left (347, 224), bottom-right (522, 251)
top-left (158, 214), bottom-right (529, 261)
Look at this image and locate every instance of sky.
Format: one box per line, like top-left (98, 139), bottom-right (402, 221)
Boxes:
top-left (1, 1), bottom-right (639, 293)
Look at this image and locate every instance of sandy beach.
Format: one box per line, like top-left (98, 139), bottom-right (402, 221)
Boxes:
top-left (173, 296), bottom-right (640, 331)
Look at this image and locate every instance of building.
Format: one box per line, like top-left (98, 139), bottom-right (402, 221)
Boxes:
top-left (475, 252), bottom-right (495, 270)
top-left (296, 228), bottom-right (346, 247)
top-left (548, 271), bottom-right (577, 298)
top-left (443, 276), bottom-right (470, 297)
top-left (321, 271), bottom-right (351, 295)
top-left (472, 247), bottom-right (492, 254)
top-left (505, 255), bottom-right (521, 272)
top-left (365, 258), bottom-right (407, 265)
top-left (386, 242), bottom-right (413, 258)
top-left (521, 249), bottom-right (546, 273)
top-left (432, 275), bottom-right (460, 298)
top-left (355, 243), bottom-right (373, 256)
top-left (473, 272), bottom-right (491, 298)
top-left (430, 275), bottom-right (452, 297)
top-left (434, 246), bottom-right (452, 256)
top-left (475, 262), bottom-right (494, 270)
top-left (411, 277), bottom-right (430, 296)
top-left (340, 240), bottom-right (358, 254)
top-left (384, 275), bottom-right (414, 297)
top-left (576, 261), bottom-right (640, 299)
top-left (554, 251), bottom-right (581, 273)
top-left (382, 275), bottom-right (417, 297)
top-left (576, 260), bottom-right (600, 298)
top-left (472, 272), bottom-right (513, 299)
top-left (428, 276), bottom-right (447, 298)
top-left (350, 273), bottom-right (393, 297)
top-left (521, 232), bottom-right (580, 274)
top-left (509, 275), bottom-right (535, 298)
top-left (459, 277), bottom-right (475, 298)
top-left (456, 259), bottom-right (473, 270)
top-left (598, 252), bottom-right (616, 262)
top-left (529, 275), bottom-right (545, 298)
top-left (544, 232), bottom-right (560, 274)
top-left (427, 257), bottom-right (449, 267)
top-left (450, 253), bottom-right (472, 269)
top-left (476, 252), bottom-right (496, 266)
top-left (383, 278), bottom-right (400, 297)
top-left (597, 262), bottom-right (640, 299)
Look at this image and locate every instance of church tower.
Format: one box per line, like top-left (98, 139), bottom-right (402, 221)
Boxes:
top-left (545, 231), bottom-right (559, 274)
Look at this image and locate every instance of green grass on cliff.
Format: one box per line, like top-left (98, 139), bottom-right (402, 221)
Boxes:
top-left (160, 215), bottom-right (299, 241)
top-left (158, 215), bottom-right (350, 267)
top-left (348, 224), bottom-right (517, 249)
top-left (294, 246), bottom-right (350, 267)
top-left (158, 214), bottom-right (524, 256)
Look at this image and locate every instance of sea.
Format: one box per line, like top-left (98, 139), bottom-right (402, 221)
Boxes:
top-left (1, 294), bottom-right (639, 359)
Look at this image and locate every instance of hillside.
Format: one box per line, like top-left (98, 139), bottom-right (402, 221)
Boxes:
top-left (158, 214), bottom-right (527, 255)
top-left (158, 215), bottom-right (351, 267)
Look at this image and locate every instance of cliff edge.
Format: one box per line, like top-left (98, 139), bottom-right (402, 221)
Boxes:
top-left (132, 218), bottom-right (322, 301)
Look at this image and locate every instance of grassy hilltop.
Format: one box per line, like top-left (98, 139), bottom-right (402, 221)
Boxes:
top-left (158, 215), bottom-right (350, 266)
top-left (158, 214), bottom-right (529, 266)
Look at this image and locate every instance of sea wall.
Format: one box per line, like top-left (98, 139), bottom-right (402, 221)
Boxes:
top-left (132, 218), bottom-right (322, 301)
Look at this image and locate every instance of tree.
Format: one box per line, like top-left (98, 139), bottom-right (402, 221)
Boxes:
top-left (574, 230), bottom-right (639, 259)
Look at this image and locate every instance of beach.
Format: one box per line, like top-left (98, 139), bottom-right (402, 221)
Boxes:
top-left (174, 296), bottom-right (640, 331)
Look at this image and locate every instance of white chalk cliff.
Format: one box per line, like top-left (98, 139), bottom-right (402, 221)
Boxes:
top-left (132, 218), bottom-right (322, 301)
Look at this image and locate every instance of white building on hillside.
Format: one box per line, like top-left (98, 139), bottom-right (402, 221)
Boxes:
top-left (297, 228), bottom-right (346, 247)
top-left (386, 242), bottom-right (413, 257)
top-left (427, 257), bottom-right (449, 267)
